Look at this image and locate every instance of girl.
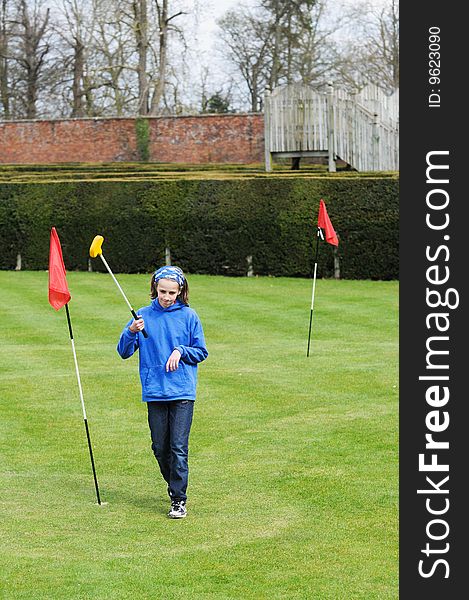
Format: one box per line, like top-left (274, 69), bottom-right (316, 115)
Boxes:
top-left (117, 266), bottom-right (208, 518)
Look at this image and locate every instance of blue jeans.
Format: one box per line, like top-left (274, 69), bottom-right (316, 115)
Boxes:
top-left (147, 400), bottom-right (194, 502)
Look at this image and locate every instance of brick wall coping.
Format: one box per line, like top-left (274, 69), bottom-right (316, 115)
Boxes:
top-left (0, 112), bottom-right (263, 126)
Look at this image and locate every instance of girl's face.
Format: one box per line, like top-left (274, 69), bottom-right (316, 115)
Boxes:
top-left (156, 278), bottom-right (180, 308)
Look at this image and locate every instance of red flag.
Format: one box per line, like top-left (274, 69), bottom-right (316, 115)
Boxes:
top-left (317, 199), bottom-right (339, 246)
top-left (48, 227), bottom-right (71, 310)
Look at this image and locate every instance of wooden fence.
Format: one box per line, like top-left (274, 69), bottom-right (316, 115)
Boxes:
top-left (264, 83), bottom-right (399, 171)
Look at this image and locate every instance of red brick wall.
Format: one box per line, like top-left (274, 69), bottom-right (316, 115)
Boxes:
top-left (0, 114), bottom-right (265, 164)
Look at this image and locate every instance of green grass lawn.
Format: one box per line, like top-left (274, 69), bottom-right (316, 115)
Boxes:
top-left (0, 272), bottom-right (398, 599)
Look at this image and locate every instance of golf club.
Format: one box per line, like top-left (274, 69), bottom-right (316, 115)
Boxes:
top-left (89, 235), bottom-right (148, 338)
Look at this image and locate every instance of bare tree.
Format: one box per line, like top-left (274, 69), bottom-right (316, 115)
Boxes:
top-left (218, 7), bottom-right (270, 111)
top-left (132, 0), bottom-right (149, 114)
top-left (53, 0), bottom-right (98, 117)
top-left (217, 0), bottom-right (342, 110)
top-left (66, 0), bottom-right (86, 116)
top-left (148, 0), bottom-right (186, 114)
top-left (92, 0), bottom-right (136, 115)
top-left (336, 0), bottom-right (399, 93)
top-left (290, 0), bottom-right (343, 88)
top-left (0, 0), bottom-right (11, 117)
top-left (1, 0), bottom-right (399, 119)
top-left (6, 0), bottom-right (52, 118)
top-left (371, 0), bottom-right (399, 90)
top-left (261, 0), bottom-right (318, 89)
top-left (261, 0), bottom-right (285, 89)
top-left (130, 0), bottom-right (186, 115)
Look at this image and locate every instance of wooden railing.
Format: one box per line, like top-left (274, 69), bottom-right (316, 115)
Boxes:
top-left (264, 83), bottom-right (399, 171)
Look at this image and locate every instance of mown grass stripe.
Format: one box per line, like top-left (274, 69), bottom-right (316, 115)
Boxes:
top-left (0, 272), bottom-right (398, 599)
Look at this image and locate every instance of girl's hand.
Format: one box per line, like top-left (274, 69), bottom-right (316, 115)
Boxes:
top-left (129, 317), bottom-right (144, 333)
top-left (166, 349), bottom-right (181, 372)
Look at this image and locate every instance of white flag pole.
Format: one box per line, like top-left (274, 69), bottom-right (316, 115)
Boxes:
top-left (307, 228), bottom-right (323, 356)
top-left (65, 303), bottom-right (102, 505)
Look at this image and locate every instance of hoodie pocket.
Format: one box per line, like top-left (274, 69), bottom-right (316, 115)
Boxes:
top-left (142, 363), bottom-right (192, 399)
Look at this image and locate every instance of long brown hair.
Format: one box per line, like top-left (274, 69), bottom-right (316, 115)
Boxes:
top-left (150, 276), bottom-right (189, 306)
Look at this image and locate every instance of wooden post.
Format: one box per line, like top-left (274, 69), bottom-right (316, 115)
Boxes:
top-left (15, 253), bottom-right (21, 271)
top-left (333, 245), bottom-right (340, 279)
top-left (264, 89), bottom-right (272, 172)
top-left (326, 84), bottom-right (336, 172)
top-left (165, 247), bottom-right (171, 266)
top-left (246, 255), bottom-right (254, 277)
top-left (372, 113), bottom-right (380, 170)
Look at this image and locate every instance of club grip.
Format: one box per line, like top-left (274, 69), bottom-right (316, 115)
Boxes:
top-left (131, 310), bottom-right (148, 338)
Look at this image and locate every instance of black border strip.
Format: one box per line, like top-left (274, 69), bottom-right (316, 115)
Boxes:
top-left (400, 3), bottom-right (464, 597)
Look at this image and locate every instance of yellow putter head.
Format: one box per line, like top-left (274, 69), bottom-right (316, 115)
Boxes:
top-left (89, 235), bottom-right (104, 258)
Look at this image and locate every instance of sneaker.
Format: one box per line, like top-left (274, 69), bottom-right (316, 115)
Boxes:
top-left (168, 500), bottom-right (187, 519)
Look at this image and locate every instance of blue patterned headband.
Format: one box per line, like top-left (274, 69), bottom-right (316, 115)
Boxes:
top-left (153, 266), bottom-right (185, 287)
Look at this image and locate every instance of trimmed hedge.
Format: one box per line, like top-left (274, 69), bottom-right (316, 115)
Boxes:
top-left (0, 177), bottom-right (398, 279)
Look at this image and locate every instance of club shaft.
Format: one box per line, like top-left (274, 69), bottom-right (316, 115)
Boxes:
top-left (98, 253), bottom-right (148, 338)
top-left (99, 254), bottom-right (134, 313)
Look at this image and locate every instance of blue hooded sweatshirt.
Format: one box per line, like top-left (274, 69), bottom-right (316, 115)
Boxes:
top-left (117, 299), bottom-right (208, 402)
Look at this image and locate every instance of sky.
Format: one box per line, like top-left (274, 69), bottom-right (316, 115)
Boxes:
top-left (195, 0), bottom-right (240, 52)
